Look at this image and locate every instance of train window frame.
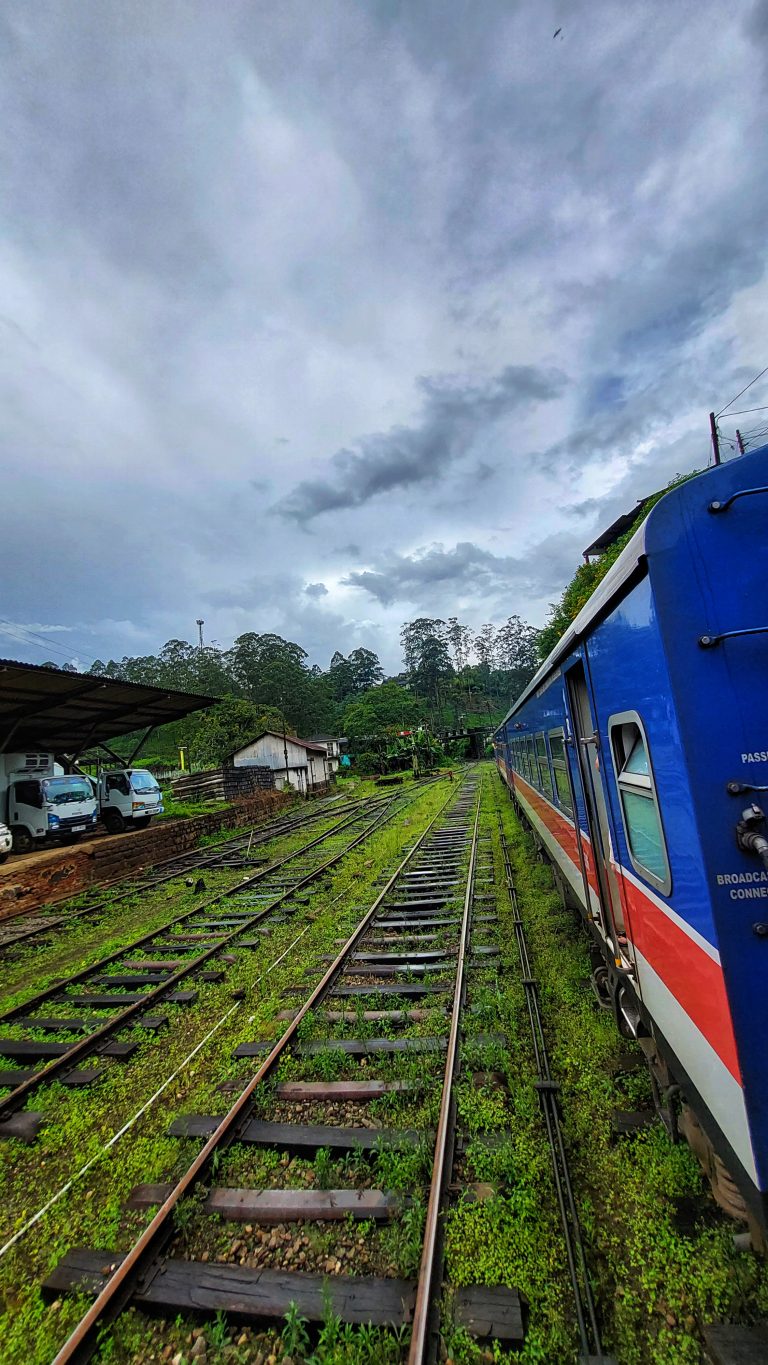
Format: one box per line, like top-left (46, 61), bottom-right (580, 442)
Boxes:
top-left (548, 727), bottom-right (573, 815)
top-left (535, 732), bottom-right (555, 800)
top-left (608, 710), bottom-right (671, 897)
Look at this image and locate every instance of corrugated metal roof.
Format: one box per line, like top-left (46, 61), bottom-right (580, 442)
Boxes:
top-left (0, 658), bottom-right (214, 753)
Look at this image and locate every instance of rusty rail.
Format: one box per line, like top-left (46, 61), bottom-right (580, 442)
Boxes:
top-left (51, 782), bottom-right (464, 1363)
top-left (408, 788), bottom-right (480, 1362)
top-left (0, 795), bottom-right (403, 1122)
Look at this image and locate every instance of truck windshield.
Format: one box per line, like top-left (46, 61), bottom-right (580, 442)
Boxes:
top-left (42, 778), bottom-right (94, 806)
top-left (129, 771), bottom-right (160, 794)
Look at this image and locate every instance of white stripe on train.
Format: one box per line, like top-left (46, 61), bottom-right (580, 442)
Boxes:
top-left (510, 771), bottom-right (759, 1186)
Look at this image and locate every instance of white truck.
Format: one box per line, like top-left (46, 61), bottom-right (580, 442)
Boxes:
top-left (0, 752), bottom-right (99, 853)
top-left (91, 769), bottom-right (164, 833)
top-left (0, 822), bottom-right (11, 865)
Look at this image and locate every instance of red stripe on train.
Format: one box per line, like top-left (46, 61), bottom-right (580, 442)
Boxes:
top-left (511, 769), bottom-right (741, 1084)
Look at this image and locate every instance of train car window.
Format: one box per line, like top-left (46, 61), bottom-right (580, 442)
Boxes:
top-left (515, 738), bottom-right (525, 777)
top-left (548, 729), bottom-right (573, 815)
top-left (524, 736), bottom-right (535, 783)
top-left (535, 733), bottom-right (554, 799)
top-left (609, 713), bottom-right (671, 895)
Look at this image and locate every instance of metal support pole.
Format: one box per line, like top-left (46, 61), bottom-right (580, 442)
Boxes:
top-left (282, 712), bottom-right (290, 792)
top-left (737, 428), bottom-right (746, 455)
top-left (710, 411), bottom-right (721, 465)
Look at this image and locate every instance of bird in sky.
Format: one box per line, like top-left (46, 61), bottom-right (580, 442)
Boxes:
top-left (553, 27), bottom-right (563, 38)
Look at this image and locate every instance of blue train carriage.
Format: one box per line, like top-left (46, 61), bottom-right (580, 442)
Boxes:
top-left (495, 443), bottom-right (768, 1241)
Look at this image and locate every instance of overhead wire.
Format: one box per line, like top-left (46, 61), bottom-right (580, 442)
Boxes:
top-left (0, 623), bottom-right (228, 705)
top-left (722, 404), bottom-right (768, 418)
top-left (0, 618), bottom-right (89, 667)
top-left (716, 364), bottom-right (768, 418)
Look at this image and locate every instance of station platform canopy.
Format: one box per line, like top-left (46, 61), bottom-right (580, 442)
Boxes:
top-left (0, 658), bottom-right (215, 758)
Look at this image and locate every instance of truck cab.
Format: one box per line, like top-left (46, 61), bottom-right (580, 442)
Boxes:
top-left (95, 769), bottom-right (164, 833)
top-left (0, 754), bottom-right (99, 854)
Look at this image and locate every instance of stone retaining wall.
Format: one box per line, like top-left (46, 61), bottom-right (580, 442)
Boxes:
top-left (0, 789), bottom-right (291, 922)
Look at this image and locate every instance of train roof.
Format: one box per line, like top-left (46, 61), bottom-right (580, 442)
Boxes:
top-left (497, 518), bottom-right (648, 732)
top-left (497, 444), bottom-right (768, 737)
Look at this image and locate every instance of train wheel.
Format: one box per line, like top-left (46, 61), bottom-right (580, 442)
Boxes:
top-left (678, 1104), bottom-right (752, 1227)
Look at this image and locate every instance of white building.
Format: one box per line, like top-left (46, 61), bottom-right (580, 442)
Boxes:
top-left (228, 732), bottom-right (331, 794)
top-left (305, 735), bottom-right (347, 776)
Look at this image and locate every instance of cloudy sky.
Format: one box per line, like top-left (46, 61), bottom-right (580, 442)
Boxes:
top-left (2, 0), bottom-right (768, 675)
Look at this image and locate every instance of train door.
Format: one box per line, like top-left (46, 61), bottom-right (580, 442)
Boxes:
top-left (564, 660), bottom-right (629, 960)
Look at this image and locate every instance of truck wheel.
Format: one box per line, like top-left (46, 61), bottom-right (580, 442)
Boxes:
top-left (103, 810), bottom-right (125, 835)
top-left (133, 816), bottom-right (152, 830)
top-left (11, 827), bottom-right (33, 855)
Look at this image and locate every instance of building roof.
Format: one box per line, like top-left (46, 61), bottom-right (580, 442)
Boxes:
top-left (582, 494), bottom-right (655, 559)
top-left (229, 731), bottom-right (328, 762)
top-left (0, 658), bottom-right (215, 754)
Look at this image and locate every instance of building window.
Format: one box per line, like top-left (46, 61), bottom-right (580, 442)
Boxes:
top-left (609, 713), bottom-right (671, 895)
top-left (535, 733), bottom-right (554, 800)
top-left (548, 729), bottom-right (573, 815)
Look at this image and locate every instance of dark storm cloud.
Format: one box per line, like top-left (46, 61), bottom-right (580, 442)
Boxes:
top-left (343, 537), bottom-right (581, 609)
top-left (1, 0), bottom-right (768, 673)
top-left (276, 365), bottom-right (567, 523)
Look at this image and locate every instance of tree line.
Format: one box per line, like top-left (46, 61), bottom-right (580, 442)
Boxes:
top-left (69, 614), bottom-right (539, 768)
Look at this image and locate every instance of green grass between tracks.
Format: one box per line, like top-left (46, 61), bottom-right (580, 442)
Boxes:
top-left (0, 779), bottom-right (451, 1365)
top-left (487, 778), bottom-right (768, 1365)
top-left (7, 768), bottom-right (762, 1364)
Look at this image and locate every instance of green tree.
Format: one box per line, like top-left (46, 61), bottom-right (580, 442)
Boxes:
top-left (185, 696), bottom-right (289, 766)
top-left (342, 681), bottom-right (425, 741)
top-left (328, 650), bottom-right (353, 701)
top-left (473, 623), bottom-right (498, 670)
top-left (400, 618), bottom-right (453, 714)
top-left (347, 647), bottom-right (383, 693)
top-left (446, 617), bottom-right (472, 671)
top-left (536, 470), bottom-right (702, 660)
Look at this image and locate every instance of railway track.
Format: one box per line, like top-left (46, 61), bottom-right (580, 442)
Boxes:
top-left (41, 771), bottom-right (528, 1364)
top-left (0, 794), bottom-right (352, 953)
top-left (14, 770), bottom-right (616, 1362)
top-left (497, 812), bottom-right (612, 1363)
top-left (0, 791), bottom-right (411, 1141)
